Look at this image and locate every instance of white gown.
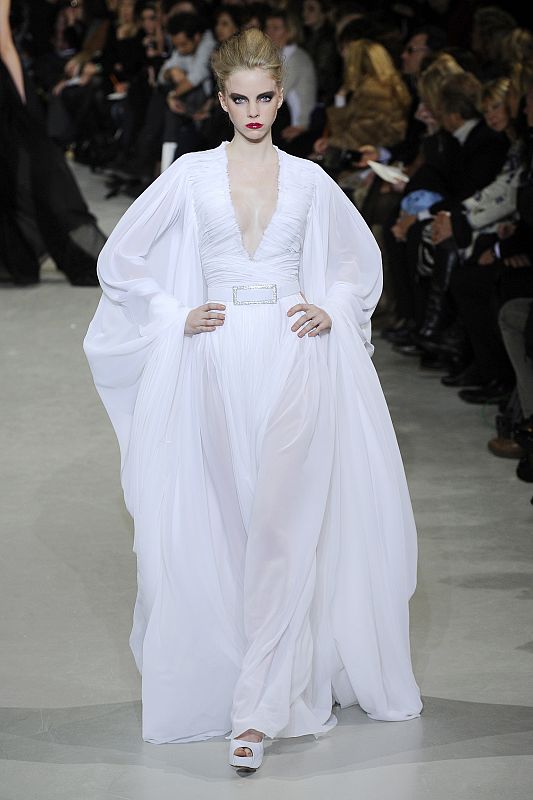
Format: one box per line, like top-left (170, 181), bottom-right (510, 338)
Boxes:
top-left (84, 141), bottom-right (423, 744)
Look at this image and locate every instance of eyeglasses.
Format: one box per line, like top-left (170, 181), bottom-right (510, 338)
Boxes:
top-left (404, 45), bottom-right (428, 54)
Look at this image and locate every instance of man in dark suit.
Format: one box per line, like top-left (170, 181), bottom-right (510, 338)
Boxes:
top-left (391, 71), bottom-right (509, 365)
top-left (420, 72), bottom-right (509, 215)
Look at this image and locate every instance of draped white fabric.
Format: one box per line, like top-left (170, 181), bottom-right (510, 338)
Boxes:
top-left (84, 142), bottom-right (422, 744)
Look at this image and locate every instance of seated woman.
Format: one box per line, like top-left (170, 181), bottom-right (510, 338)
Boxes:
top-left (313, 38), bottom-right (411, 197)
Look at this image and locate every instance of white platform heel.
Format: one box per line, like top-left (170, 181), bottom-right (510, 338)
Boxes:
top-left (228, 735), bottom-right (264, 771)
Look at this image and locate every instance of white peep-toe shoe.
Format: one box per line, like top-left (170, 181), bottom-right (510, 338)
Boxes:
top-left (228, 737), bottom-right (264, 771)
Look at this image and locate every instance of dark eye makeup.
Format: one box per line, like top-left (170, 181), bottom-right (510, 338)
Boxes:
top-left (229, 92), bottom-right (275, 104)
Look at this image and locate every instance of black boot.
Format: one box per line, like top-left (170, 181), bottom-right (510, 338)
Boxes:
top-left (441, 363), bottom-right (483, 387)
top-left (421, 318), bottom-right (469, 360)
top-left (414, 244), bottom-right (459, 349)
top-left (517, 454), bottom-right (533, 482)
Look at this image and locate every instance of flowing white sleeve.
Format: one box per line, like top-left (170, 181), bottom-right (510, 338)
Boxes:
top-left (301, 165), bottom-right (383, 356)
top-left (83, 155), bottom-right (204, 484)
top-left (94, 162), bottom-right (193, 336)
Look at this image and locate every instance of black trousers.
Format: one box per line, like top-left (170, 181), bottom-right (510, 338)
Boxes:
top-left (382, 217), bottom-right (430, 325)
top-left (450, 261), bottom-right (533, 383)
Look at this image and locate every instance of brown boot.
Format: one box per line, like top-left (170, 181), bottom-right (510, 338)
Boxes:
top-left (487, 436), bottom-right (525, 459)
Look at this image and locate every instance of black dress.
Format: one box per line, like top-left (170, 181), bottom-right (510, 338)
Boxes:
top-left (0, 61), bottom-right (106, 286)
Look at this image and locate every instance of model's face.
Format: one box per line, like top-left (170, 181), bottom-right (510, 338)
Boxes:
top-left (401, 33), bottom-right (429, 76)
top-left (215, 12), bottom-right (238, 43)
top-left (483, 98), bottom-right (509, 132)
top-left (218, 68), bottom-right (283, 141)
top-left (265, 17), bottom-right (289, 49)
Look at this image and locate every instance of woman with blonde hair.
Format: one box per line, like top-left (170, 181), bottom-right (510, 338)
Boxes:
top-left (314, 39), bottom-right (411, 157)
top-left (84, 27), bottom-right (422, 773)
top-left (416, 52), bottom-right (464, 131)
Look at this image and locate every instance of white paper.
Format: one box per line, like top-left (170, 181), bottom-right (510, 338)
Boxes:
top-left (368, 160), bottom-right (409, 184)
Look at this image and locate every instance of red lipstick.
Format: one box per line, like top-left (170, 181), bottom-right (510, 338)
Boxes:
top-left (246, 123), bottom-right (263, 129)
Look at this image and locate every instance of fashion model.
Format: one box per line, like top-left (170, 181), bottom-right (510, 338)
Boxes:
top-left (84, 28), bottom-right (422, 773)
top-left (0, 0), bottom-right (106, 286)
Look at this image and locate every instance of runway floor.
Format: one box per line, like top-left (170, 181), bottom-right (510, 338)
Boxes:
top-left (1, 162), bottom-right (532, 799)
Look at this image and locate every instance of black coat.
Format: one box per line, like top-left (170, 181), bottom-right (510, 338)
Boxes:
top-left (432, 119), bottom-right (509, 209)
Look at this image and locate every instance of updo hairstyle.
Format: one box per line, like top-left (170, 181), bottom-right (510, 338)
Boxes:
top-left (211, 28), bottom-right (284, 94)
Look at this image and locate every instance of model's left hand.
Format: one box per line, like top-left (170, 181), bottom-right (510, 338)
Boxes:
top-left (287, 302), bottom-right (332, 337)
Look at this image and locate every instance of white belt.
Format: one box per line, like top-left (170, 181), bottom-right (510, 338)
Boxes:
top-left (207, 281), bottom-right (301, 305)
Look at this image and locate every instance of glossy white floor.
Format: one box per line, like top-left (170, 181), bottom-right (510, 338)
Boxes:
top-left (1, 163), bottom-right (532, 800)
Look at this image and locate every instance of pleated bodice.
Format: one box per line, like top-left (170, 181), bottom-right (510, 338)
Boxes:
top-left (189, 142), bottom-right (315, 289)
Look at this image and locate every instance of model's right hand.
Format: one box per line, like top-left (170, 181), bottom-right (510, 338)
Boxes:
top-left (184, 303), bottom-right (226, 335)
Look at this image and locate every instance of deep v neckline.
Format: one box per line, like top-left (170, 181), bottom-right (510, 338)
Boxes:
top-left (223, 141), bottom-right (282, 262)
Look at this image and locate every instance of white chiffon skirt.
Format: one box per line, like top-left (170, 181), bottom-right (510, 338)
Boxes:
top-left (129, 287), bottom-right (422, 744)
top-left (194, 291), bottom-right (339, 740)
top-left (131, 290), bottom-right (346, 742)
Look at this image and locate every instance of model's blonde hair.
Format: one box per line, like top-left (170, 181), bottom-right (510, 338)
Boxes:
top-left (211, 29), bottom-right (283, 93)
top-left (417, 53), bottom-right (463, 115)
top-left (342, 39), bottom-right (411, 109)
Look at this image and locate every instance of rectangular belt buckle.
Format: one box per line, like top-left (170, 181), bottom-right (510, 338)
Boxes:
top-left (232, 283), bottom-right (278, 305)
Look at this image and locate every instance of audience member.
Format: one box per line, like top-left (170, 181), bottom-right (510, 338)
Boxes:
top-left (264, 9), bottom-right (317, 146)
top-left (313, 38), bottom-right (410, 193)
top-left (390, 70), bottom-right (509, 358)
top-left (424, 76), bottom-right (526, 397)
top-left (381, 54), bottom-right (464, 346)
top-left (158, 12), bottom-right (215, 169)
top-left (301, 0), bottom-right (341, 107)
top-left (471, 5), bottom-right (516, 79)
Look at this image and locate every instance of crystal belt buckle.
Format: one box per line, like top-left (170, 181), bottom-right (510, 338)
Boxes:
top-left (232, 283), bottom-right (278, 305)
